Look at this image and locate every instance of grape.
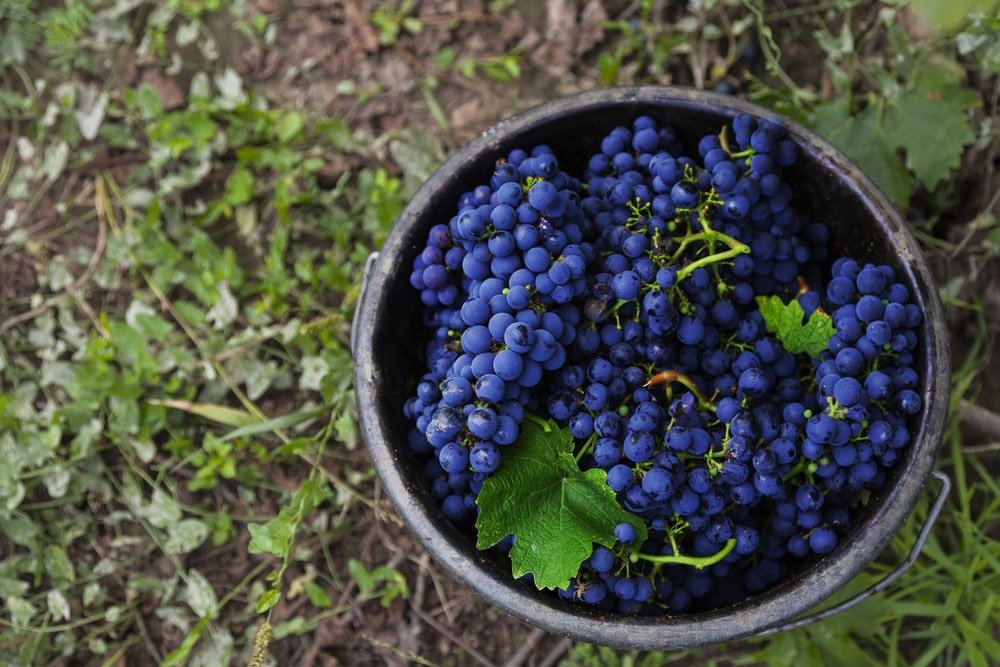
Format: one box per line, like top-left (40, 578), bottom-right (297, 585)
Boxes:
top-left (641, 467), bottom-right (674, 499)
top-left (832, 377), bottom-right (864, 407)
top-left (467, 407), bottom-right (499, 439)
top-left (581, 582), bottom-right (607, 605)
top-left (504, 321), bottom-right (536, 354)
top-left (894, 389), bottom-right (922, 415)
top-left (441, 494), bottom-right (468, 521)
top-left (827, 277), bottom-right (856, 305)
top-left (808, 527), bottom-right (838, 555)
top-left (612, 270), bottom-right (642, 300)
top-left (613, 522), bottom-right (637, 545)
top-left (855, 266), bottom-right (887, 295)
top-left (403, 119), bottom-right (925, 616)
top-left (607, 464), bottom-right (634, 493)
top-left (493, 349), bottom-right (524, 381)
top-left (439, 442), bottom-right (469, 474)
top-left (866, 320), bottom-right (892, 347)
top-left (671, 181), bottom-right (700, 208)
top-left (470, 442), bottom-right (501, 473)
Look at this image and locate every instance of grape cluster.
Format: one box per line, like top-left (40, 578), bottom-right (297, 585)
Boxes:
top-left (404, 147), bottom-right (592, 521)
top-left (402, 112), bottom-right (923, 614)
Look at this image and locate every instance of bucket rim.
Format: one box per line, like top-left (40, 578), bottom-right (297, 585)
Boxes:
top-left (352, 85), bottom-right (951, 649)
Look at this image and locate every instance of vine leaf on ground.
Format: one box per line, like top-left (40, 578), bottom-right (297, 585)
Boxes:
top-left (882, 71), bottom-right (978, 191)
top-left (475, 417), bottom-right (647, 590)
top-left (811, 99), bottom-right (912, 207)
top-left (883, 93), bottom-right (973, 191)
top-left (809, 65), bottom-right (979, 207)
top-left (756, 295), bottom-right (835, 358)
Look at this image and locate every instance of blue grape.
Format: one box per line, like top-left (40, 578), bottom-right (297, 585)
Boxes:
top-left (613, 522), bottom-right (637, 545)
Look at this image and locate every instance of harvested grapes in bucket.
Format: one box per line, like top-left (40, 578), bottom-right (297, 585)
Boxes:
top-left (401, 113), bottom-right (923, 614)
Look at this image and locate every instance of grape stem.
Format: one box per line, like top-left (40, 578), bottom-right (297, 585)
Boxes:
top-left (524, 412), bottom-right (552, 432)
top-left (630, 538), bottom-right (737, 569)
top-left (645, 369), bottom-right (713, 411)
top-left (675, 238), bottom-right (751, 282)
top-left (574, 432), bottom-right (599, 462)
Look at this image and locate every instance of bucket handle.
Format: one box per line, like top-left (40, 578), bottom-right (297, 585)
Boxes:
top-left (760, 469), bottom-right (952, 636)
top-left (352, 251), bottom-right (380, 349)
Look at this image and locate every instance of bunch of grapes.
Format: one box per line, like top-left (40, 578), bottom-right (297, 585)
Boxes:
top-left (403, 148), bottom-right (593, 521)
top-left (402, 112), bottom-right (922, 614)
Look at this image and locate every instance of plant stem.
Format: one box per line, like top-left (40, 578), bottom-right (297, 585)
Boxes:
top-left (676, 239), bottom-right (751, 282)
top-left (645, 369), bottom-right (713, 411)
top-left (631, 538), bottom-right (737, 569)
top-left (575, 432), bottom-right (599, 462)
top-left (525, 412), bottom-right (552, 431)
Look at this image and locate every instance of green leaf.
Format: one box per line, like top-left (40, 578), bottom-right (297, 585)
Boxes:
top-left (6, 595), bottom-right (35, 626)
top-left (883, 91), bottom-right (976, 191)
top-left (183, 570), bottom-right (217, 617)
top-left (347, 559), bottom-right (374, 591)
top-left (248, 478), bottom-right (332, 558)
top-left (247, 518), bottom-right (293, 558)
top-left (225, 166), bottom-right (254, 206)
top-left (43, 544), bottom-right (76, 583)
top-left (46, 589), bottom-right (71, 622)
top-left (165, 518), bottom-right (210, 554)
top-left (347, 559), bottom-right (408, 607)
top-left (475, 417), bottom-right (647, 590)
top-left (147, 399), bottom-right (259, 428)
top-left (910, 0), bottom-right (995, 33)
top-left (161, 615), bottom-right (209, 667)
top-left (756, 295), bottom-right (835, 358)
top-left (218, 405), bottom-right (325, 442)
top-left (811, 100), bottom-right (912, 207)
top-left (255, 588), bottom-right (281, 614)
top-left (276, 111), bottom-right (303, 143)
top-left (0, 516), bottom-right (39, 547)
top-left (107, 320), bottom-right (156, 374)
top-left (303, 581), bottom-right (331, 609)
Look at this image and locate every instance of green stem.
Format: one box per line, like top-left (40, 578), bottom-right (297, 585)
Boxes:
top-left (524, 412), bottom-right (552, 431)
top-left (676, 240), bottom-right (751, 282)
top-left (667, 231), bottom-right (715, 265)
top-left (575, 431), bottom-right (599, 462)
top-left (784, 458), bottom-right (817, 483)
top-left (630, 538), bottom-right (737, 569)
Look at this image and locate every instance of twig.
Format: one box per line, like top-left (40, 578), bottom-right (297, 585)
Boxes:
top-left (964, 441), bottom-right (1000, 454)
top-left (408, 603), bottom-right (497, 667)
top-left (501, 627), bottom-right (548, 667)
top-left (73, 294), bottom-right (110, 339)
top-left (361, 634), bottom-right (441, 666)
top-left (427, 573), bottom-right (458, 627)
top-left (401, 553), bottom-right (431, 657)
top-left (537, 638), bottom-right (570, 667)
top-left (420, 12), bottom-right (494, 25)
top-left (982, 79), bottom-right (998, 213)
top-left (959, 400), bottom-right (1000, 438)
top-left (0, 195), bottom-right (107, 333)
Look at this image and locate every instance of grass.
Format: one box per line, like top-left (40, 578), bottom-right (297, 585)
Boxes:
top-left (0, 0), bottom-right (997, 665)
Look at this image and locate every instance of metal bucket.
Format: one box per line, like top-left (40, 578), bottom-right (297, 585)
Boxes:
top-left (352, 87), bottom-right (951, 649)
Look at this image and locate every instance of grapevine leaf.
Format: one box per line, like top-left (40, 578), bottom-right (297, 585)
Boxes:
top-left (811, 100), bottom-right (913, 207)
top-left (883, 84), bottom-right (977, 192)
top-left (475, 418), bottom-right (647, 591)
top-left (883, 65), bottom-right (979, 190)
top-left (756, 295), bottom-right (835, 358)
